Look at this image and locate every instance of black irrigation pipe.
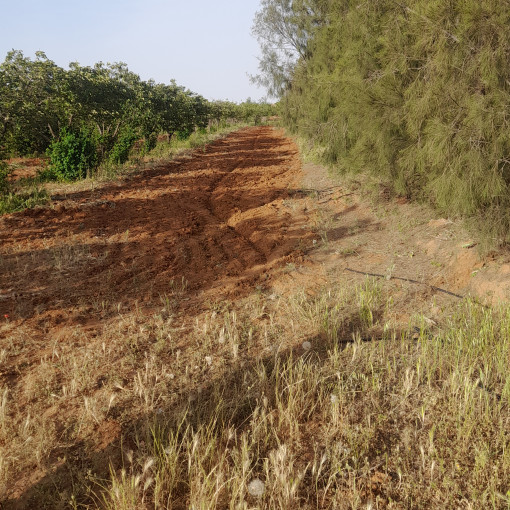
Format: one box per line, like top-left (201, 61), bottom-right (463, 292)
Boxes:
top-left (344, 267), bottom-right (465, 299)
top-left (289, 186), bottom-right (353, 198)
top-left (344, 269), bottom-right (506, 401)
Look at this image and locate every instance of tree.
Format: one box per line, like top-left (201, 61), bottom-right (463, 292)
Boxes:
top-left (279, 0), bottom-right (510, 239)
top-left (0, 50), bottom-right (69, 154)
top-left (66, 61), bottom-right (137, 156)
top-left (251, 0), bottom-right (328, 98)
top-left (0, 49), bottom-right (247, 170)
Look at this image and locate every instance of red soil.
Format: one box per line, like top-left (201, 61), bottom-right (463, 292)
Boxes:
top-left (0, 127), bottom-right (311, 327)
top-left (6, 157), bottom-right (47, 181)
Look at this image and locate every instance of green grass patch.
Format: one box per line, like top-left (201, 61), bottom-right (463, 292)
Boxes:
top-left (0, 187), bottom-right (49, 214)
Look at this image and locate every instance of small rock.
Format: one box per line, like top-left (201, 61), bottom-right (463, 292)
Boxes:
top-left (302, 341), bottom-right (312, 351)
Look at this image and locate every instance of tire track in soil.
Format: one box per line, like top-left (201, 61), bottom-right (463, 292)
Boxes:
top-left (206, 130), bottom-right (267, 268)
top-left (0, 127), bottom-right (309, 328)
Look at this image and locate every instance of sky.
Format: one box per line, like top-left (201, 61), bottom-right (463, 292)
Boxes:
top-left (1, 0), bottom-right (266, 103)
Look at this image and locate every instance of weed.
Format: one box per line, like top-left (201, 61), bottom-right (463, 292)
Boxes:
top-left (312, 209), bottom-right (334, 246)
top-left (0, 187), bottom-right (48, 214)
top-left (337, 246), bottom-right (359, 257)
top-left (357, 277), bottom-right (382, 330)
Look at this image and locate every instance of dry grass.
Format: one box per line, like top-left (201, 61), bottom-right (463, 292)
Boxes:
top-left (2, 127), bottom-right (510, 508)
top-left (2, 276), bottom-right (510, 508)
top-left (94, 283), bottom-right (510, 509)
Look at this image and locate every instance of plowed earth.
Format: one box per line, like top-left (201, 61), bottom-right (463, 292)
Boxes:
top-left (1, 127), bottom-right (310, 326)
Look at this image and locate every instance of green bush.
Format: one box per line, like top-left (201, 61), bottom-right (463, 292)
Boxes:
top-left (36, 165), bottom-right (59, 182)
top-left (177, 129), bottom-right (192, 141)
top-left (109, 128), bottom-right (137, 165)
top-left (46, 128), bottom-right (97, 181)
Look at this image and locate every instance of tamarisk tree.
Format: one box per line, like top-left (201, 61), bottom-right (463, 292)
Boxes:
top-left (272, 0), bottom-right (510, 240)
top-left (251, 0), bottom-right (329, 97)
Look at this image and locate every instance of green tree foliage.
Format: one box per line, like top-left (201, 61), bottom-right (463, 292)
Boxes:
top-left (238, 98), bottom-right (275, 124)
top-left (0, 50), bottom-right (276, 184)
top-left (251, 0), bottom-right (328, 97)
top-left (0, 50), bottom-right (70, 154)
top-left (208, 99), bottom-right (275, 127)
top-left (0, 51), bottom-right (240, 162)
top-left (271, 0), bottom-right (510, 239)
top-left (65, 61), bottom-right (137, 158)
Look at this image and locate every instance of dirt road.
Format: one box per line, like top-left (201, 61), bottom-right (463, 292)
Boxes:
top-left (1, 124), bottom-right (506, 365)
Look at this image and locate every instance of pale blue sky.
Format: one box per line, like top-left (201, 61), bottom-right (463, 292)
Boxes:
top-left (1, 0), bottom-right (266, 102)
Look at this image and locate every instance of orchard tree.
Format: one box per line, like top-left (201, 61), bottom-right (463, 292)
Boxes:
top-left (209, 101), bottom-right (239, 124)
top-left (66, 61), bottom-right (138, 154)
top-left (0, 49), bottom-right (249, 171)
top-left (0, 50), bottom-right (69, 154)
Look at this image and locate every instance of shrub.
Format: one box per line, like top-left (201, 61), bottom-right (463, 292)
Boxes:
top-left (177, 129), bottom-right (192, 141)
top-left (36, 165), bottom-right (59, 182)
top-left (47, 128), bottom-right (97, 181)
top-left (109, 128), bottom-right (138, 165)
top-left (0, 160), bottom-right (10, 196)
top-left (143, 133), bottom-right (158, 154)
